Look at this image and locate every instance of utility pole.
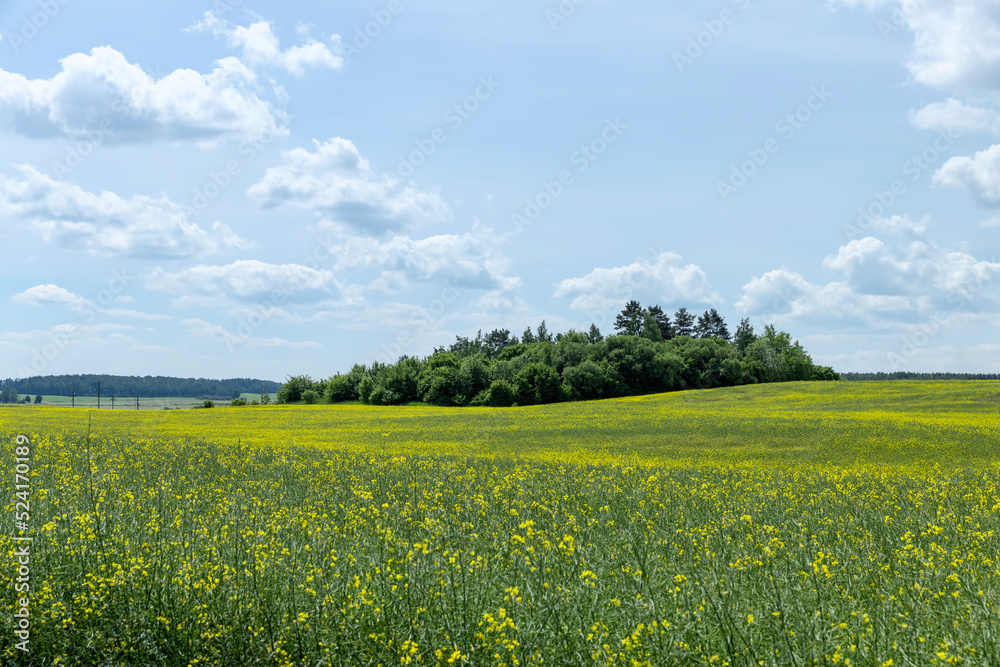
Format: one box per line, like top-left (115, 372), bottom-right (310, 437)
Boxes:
top-left (71, 382), bottom-right (75, 408)
top-left (111, 394), bottom-right (115, 410)
top-left (97, 380), bottom-right (101, 409)
top-left (136, 396), bottom-right (139, 411)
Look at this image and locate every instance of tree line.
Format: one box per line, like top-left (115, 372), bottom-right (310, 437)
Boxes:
top-left (0, 375), bottom-right (282, 400)
top-left (840, 372), bottom-right (1000, 381)
top-left (277, 301), bottom-right (839, 407)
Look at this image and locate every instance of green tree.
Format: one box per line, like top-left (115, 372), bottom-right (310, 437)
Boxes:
top-left (734, 318), bottom-right (756, 354)
top-left (536, 320), bottom-right (552, 343)
top-left (424, 367), bottom-right (462, 406)
top-left (673, 307), bottom-right (695, 337)
top-left (34, 394), bottom-right (42, 404)
top-left (485, 380), bottom-right (517, 407)
top-left (708, 308), bottom-right (730, 341)
top-left (744, 325), bottom-right (814, 383)
top-left (381, 357), bottom-right (422, 404)
top-left (277, 375), bottom-right (314, 403)
top-left (484, 329), bottom-right (514, 359)
top-left (646, 305), bottom-right (674, 340)
top-left (457, 355), bottom-right (491, 403)
top-left (641, 311), bottom-right (663, 342)
top-left (587, 324), bottom-right (603, 344)
top-left (302, 389), bottom-right (319, 404)
top-left (694, 311), bottom-right (712, 338)
top-left (614, 300), bottom-right (644, 336)
top-left (514, 363), bottom-right (563, 405)
top-left (562, 360), bottom-right (607, 400)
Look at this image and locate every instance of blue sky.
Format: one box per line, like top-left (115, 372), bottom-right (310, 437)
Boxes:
top-left (1, 0), bottom-right (998, 381)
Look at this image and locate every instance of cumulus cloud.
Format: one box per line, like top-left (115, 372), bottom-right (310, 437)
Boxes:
top-left (0, 165), bottom-right (251, 258)
top-left (11, 284), bottom-right (90, 311)
top-left (327, 224), bottom-right (519, 293)
top-left (909, 98), bottom-right (1000, 135)
top-left (934, 144), bottom-right (1000, 204)
top-left (0, 46), bottom-right (283, 143)
top-left (829, 0), bottom-right (1000, 92)
top-left (145, 259), bottom-right (340, 306)
top-left (187, 12), bottom-right (342, 76)
top-left (553, 251), bottom-right (720, 313)
top-left (248, 138), bottom-right (451, 232)
top-left (737, 216), bottom-right (1000, 327)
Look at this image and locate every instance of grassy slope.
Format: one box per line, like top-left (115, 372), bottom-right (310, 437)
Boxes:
top-left (6, 380), bottom-right (999, 469)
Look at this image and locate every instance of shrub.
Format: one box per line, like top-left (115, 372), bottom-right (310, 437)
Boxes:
top-left (563, 360), bottom-right (607, 401)
top-left (485, 380), bottom-right (517, 407)
top-left (514, 363), bottom-right (563, 406)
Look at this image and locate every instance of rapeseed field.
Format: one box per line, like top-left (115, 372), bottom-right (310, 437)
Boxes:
top-left (2, 380), bottom-right (999, 665)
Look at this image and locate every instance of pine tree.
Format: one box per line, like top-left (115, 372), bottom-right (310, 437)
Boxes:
top-left (673, 307), bottom-right (695, 337)
top-left (646, 305), bottom-right (674, 339)
top-left (614, 300), bottom-right (644, 336)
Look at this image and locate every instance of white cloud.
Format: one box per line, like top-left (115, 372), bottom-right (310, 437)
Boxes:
top-left (248, 138), bottom-right (451, 233)
top-left (830, 0), bottom-right (1000, 92)
top-left (188, 12), bottom-right (343, 76)
top-left (11, 284), bottom-right (90, 311)
top-left (99, 309), bottom-right (171, 321)
top-left (0, 165), bottom-right (251, 258)
top-left (737, 216), bottom-right (1000, 327)
top-left (145, 259), bottom-right (340, 306)
top-left (934, 144), bottom-right (1000, 204)
top-left (181, 317), bottom-right (321, 348)
top-left (327, 224), bottom-right (519, 293)
top-left (897, 1), bottom-right (1000, 92)
top-left (0, 46), bottom-right (283, 143)
top-left (553, 251), bottom-right (721, 313)
top-left (909, 98), bottom-right (1000, 134)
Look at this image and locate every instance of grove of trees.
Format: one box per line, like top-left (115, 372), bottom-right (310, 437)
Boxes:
top-left (277, 302), bottom-right (839, 407)
top-left (0, 375), bottom-right (282, 401)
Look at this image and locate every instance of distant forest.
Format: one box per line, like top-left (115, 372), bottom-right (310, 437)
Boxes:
top-left (841, 372), bottom-right (1000, 381)
top-left (277, 302), bottom-right (840, 408)
top-left (0, 375), bottom-right (281, 403)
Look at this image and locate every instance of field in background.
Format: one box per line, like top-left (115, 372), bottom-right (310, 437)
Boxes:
top-left (11, 380), bottom-right (1000, 469)
top-left (37, 395), bottom-right (207, 410)
top-left (2, 381), bottom-right (999, 665)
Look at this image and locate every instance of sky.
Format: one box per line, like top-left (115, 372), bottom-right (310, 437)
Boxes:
top-left (1, 0), bottom-right (999, 382)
